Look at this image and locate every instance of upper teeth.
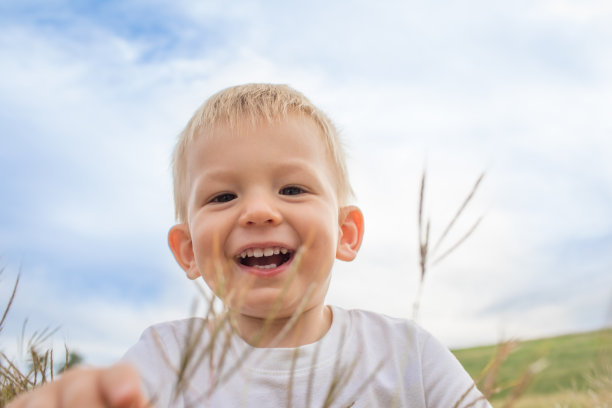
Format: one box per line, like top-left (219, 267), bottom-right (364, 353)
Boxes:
top-left (239, 246), bottom-right (288, 259)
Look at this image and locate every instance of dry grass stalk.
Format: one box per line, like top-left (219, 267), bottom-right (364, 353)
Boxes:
top-left (430, 173), bottom-right (484, 257)
top-left (1, 170), bottom-right (566, 408)
top-left (479, 340), bottom-right (519, 399)
top-left (156, 238), bottom-right (336, 406)
top-left (144, 172), bottom-right (492, 406)
top-left (501, 358), bottom-right (548, 408)
top-left (305, 336), bottom-right (323, 408)
top-left (580, 336), bottom-right (612, 408)
top-left (0, 273), bottom-right (19, 334)
top-left (414, 169), bottom-right (485, 320)
top-left (452, 340), bottom-right (549, 408)
top-left (0, 269), bottom-right (70, 407)
top-left (585, 365), bottom-right (612, 407)
top-left (320, 327), bottom-right (357, 408)
top-left (146, 235), bottom-right (387, 407)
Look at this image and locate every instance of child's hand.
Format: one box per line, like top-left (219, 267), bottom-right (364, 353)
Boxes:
top-left (7, 363), bottom-right (147, 408)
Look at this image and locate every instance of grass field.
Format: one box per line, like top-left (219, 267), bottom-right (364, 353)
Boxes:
top-left (453, 328), bottom-right (612, 407)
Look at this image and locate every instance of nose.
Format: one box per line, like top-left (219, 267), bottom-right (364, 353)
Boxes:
top-left (238, 191), bottom-right (282, 227)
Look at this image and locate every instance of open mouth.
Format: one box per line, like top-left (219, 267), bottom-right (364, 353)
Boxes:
top-left (236, 246), bottom-right (293, 270)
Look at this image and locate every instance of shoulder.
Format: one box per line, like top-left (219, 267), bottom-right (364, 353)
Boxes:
top-left (332, 307), bottom-right (490, 407)
top-left (332, 306), bottom-right (431, 345)
top-left (330, 307), bottom-right (472, 376)
top-left (139, 317), bottom-right (209, 344)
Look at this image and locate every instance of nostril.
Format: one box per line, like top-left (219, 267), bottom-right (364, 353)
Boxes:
top-left (247, 218), bottom-right (273, 225)
top-left (240, 203), bottom-right (282, 226)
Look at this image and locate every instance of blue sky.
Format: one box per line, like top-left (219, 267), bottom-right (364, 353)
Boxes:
top-left (1, 0), bottom-right (611, 364)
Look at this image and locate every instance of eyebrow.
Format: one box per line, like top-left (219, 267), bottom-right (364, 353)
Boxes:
top-left (273, 160), bottom-right (322, 175)
top-left (189, 169), bottom-right (234, 195)
top-left (191, 159), bottom-right (326, 190)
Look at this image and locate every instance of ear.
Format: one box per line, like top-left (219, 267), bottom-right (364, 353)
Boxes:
top-left (168, 224), bottom-right (201, 280)
top-left (336, 206), bottom-right (364, 261)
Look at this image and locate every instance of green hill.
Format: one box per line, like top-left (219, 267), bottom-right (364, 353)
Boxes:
top-left (452, 328), bottom-right (612, 407)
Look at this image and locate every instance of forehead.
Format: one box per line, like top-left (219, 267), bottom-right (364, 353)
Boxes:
top-left (186, 114), bottom-right (335, 178)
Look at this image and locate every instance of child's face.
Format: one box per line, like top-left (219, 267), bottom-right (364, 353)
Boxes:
top-left (169, 115), bottom-right (362, 320)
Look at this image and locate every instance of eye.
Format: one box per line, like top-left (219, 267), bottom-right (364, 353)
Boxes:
top-left (209, 193), bottom-right (237, 203)
top-left (279, 186), bottom-right (306, 196)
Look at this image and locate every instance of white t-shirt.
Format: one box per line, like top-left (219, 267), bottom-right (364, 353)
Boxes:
top-left (122, 306), bottom-right (491, 407)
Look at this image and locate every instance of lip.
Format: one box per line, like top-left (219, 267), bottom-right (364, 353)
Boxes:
top-left (236, 262), bottom-right (290, 277)
top-left (233, 243), bottom-right (295, 278)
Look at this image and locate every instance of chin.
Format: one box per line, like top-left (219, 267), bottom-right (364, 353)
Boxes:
top-left (234, 293), bottom-right (303, 320)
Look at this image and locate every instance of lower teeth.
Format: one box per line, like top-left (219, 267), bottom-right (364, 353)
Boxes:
top-left (255, 264), bottom-right (277, 269)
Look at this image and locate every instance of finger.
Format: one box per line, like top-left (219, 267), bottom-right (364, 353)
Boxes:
top-left (99, 363), bottom-right (146, 408)
top-left (7, 382), bottom-right (59, 408)
top-left (59, 370), bottom-right (105, 408)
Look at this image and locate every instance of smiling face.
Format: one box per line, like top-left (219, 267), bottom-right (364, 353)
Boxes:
top-left (168, 114), bottom-right (363, 321)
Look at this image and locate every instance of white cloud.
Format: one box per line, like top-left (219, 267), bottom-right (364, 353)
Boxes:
top-left (529, 0), bottom-right (612, 24)
top-left (1, 0), bottom-right (611, 367)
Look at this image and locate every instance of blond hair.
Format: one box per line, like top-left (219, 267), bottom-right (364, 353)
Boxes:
top-left (172, 83), bottom-right (353, 222)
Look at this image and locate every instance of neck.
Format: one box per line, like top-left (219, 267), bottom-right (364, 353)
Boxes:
top-left (233, 304), bottom-right (332, 348)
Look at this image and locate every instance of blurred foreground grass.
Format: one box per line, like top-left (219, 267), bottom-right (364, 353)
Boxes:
top-left (454, 328), bottom-right (612, 407)
top-left (3, 264), bottom-right (611, 406)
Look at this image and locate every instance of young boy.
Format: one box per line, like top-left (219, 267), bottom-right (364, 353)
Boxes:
top-left (9, 84), bottom-right (491, 407)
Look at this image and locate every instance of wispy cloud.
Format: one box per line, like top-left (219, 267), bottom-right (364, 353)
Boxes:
top-left (1, 0), bottom-right (611, 363)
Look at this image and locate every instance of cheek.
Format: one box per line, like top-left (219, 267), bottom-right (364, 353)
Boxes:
top-left (190, 218), bottom-right (226, 265)
top-left (302, 210), bottom-right (340, 256)
top-left (191, 229), bottom-right (227, 295)
top-left (297, 208), bottom-right (338, 247)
